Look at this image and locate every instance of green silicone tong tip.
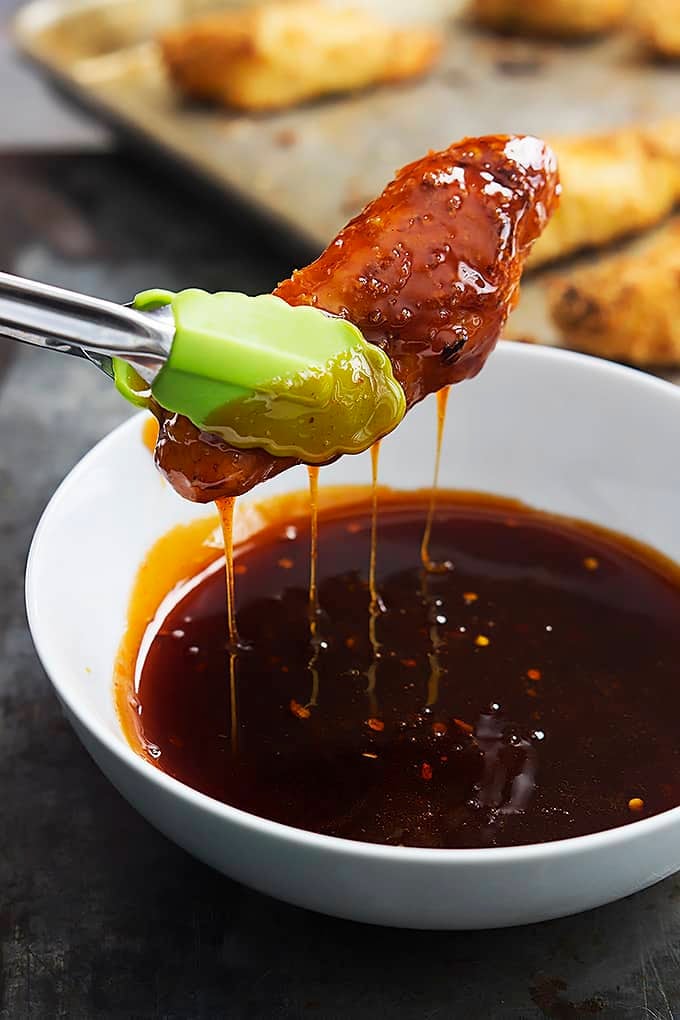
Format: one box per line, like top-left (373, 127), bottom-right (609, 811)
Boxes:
top-left (114, 288), bottom-right (406, 463)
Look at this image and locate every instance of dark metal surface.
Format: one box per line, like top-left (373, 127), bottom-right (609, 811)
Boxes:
top-left (2, 151), bottom-right (680, 1020)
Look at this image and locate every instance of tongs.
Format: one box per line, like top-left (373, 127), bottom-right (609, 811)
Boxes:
top-left (0, 271), bottom-right (173, 383)
top-left (0, 271), bottom-right (406, 462)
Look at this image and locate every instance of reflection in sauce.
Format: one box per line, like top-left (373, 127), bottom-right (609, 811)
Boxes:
top-left (422, 565), bottom-right (446, 710)
top-left (117, 489), bottom-right (680, 848)
top-left (114, 514), bottom-right (220, 758)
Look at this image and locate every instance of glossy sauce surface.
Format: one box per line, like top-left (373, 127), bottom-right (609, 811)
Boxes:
top-left (122, 492), bottom-right (680, 848)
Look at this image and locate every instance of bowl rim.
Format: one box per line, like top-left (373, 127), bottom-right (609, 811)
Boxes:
top-left (25, 342), bottom-right (680, 865)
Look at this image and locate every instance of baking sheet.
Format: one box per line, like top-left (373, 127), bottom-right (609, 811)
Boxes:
top-left (14, 0), bottom-right (680, 251)
top-left (13, 0), bottom-right (680, 367)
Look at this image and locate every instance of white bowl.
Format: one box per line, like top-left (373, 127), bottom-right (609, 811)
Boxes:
top-left (26, 343), bottom-right (680, 929)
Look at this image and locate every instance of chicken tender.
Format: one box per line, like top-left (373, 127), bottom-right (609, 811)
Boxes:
top-left (548, 218), bottom-right (680, 365)
top-left (632, 0), bottom-right (680, 58)
top-left (470, 0), bottom-right (627, 37)
top-left (160, 1), bottom-right (442, 112)
top-left (153, 134), bottom-right (559, 501)
top-left (529, 120), bottom-right (680, 268)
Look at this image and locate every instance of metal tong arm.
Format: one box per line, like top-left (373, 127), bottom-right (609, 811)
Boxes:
top-left (0, 272), bottom-right (173, 379)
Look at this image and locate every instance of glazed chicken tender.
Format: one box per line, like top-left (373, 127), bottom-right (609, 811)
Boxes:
top-left (470, 0), bottom-right (628, 37)
top-left (529, 120), bottom-right (680, 268)
top-left (548, 218), bottom-right (680, 366)
top-left (160, 1), bottom-right (441, 111)
top-left (152, 134), bottom-right (559, 501)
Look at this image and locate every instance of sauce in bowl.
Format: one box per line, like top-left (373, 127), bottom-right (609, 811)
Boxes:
top-left (117, 488), bottom-right (680, 849)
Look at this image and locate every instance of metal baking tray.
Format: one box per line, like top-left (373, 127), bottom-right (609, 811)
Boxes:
top-left (14, 0), bottom-right (680, 258)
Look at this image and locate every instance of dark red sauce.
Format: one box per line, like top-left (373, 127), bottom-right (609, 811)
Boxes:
top-left (132, 492), bottom-right (680, 848)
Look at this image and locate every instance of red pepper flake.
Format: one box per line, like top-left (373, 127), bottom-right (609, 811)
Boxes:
top-left (234, 563), bottom-right (248, 575)
top-left (583, 556), bottom-right (599, 571)
top-left (628, 797), bottom-right (644, 812)
top-left (345, 636), bottom-right (357, 649)
top-left (401, 657), bottom-right (417, 668)
top-left (526, 688), bottom-right (538, 698)
top-left (421, 762), bottom-right (433, 781)
top-left (289, 699), bottom-right (310, 719)
top-left (527, 668), bottom-right (542, 681)
top-left (367, 718), bottom-right (384, 732)
top-left (463, 591), bottom-right (478, 604)
top-left (454, 718), bottom-right (474, 734)
top-left (432, 721), bottom-right (448, 736)
top-left (278, 557), bottom-right (294, 569)
top-left (346, 521), bottom-right (362, 534)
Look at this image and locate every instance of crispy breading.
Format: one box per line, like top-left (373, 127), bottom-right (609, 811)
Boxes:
top-left (469, 0), bottom-right (627, 37)
top-left (548, 218), bottom-right (680, 365)
top-left (632, 0), bottom-right (680, 58)
top-left (529, 120), bottom-right (680, 268)
top-left (160, 1), bottom-right (442, 111)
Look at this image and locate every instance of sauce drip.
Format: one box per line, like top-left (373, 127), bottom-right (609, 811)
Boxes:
top-left (215, 497), bottom-right (238, 649)
top-left (420, 386), bottom-right (452, 572)
top-left (120, 490), bottom-right (680, 849)
top-left (368, 442), bottom-right (382, 608)
top-left (366, 442), bottom-right (382, 717)
top-left (216, 496), bottom-right (239, 750)
top-left (420, 388), bottom-right (452, 706)
top-left (306, 466), bottom-right (321, 709)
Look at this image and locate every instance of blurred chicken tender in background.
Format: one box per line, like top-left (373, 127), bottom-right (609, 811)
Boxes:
top-left (548, 218), bottom-right (680, 365)
top-left (469, 0), bottom-right (628, 37)
top-left (632, 0), bottom-right (680, 58)
top-left (529, 120), bottom-right (680, 267)
top-left (160, 1), bottom-right (442, 111)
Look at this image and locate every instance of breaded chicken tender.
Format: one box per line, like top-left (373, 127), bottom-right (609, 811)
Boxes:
top-left (529, 120), bottom-right (680, 268)
top-left (470, 0), bottom-right (627, 37)
top-left (548, 218), bottom-right (680, 365)
top-left (160, 1), bottom-right (442, 111)
top-left (632, 0), bottom-right (680, 58)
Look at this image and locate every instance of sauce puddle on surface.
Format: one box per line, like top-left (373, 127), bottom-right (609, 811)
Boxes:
top-left (117, 490), bottom-right (680, 849)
